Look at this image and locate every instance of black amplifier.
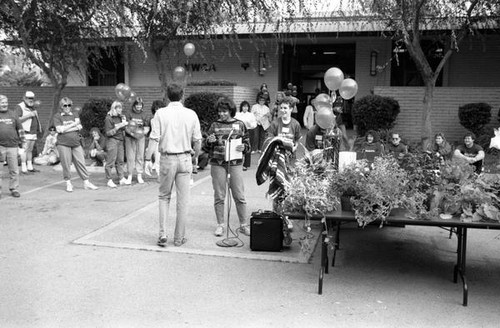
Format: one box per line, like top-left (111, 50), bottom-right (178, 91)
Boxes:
top-left (250, 210), bottom-right (283, 252)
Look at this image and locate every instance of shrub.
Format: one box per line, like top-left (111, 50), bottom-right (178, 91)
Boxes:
top-left (184, 92), bottom-right (226, 132)
top-left (458, 102), bottom-right (491, 136)
top-left (352, 95), bottom-right (400, 136)
top-left (79, 98), bottom-right (112, 137)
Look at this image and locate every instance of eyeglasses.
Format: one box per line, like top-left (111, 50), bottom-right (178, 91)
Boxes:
top-left (63, 104), bottom-right (72, 107)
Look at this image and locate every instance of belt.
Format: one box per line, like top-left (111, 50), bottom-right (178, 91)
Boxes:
top-left (162, 150), bottom-right (191, 156)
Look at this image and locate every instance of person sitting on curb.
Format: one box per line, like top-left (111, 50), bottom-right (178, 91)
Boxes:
top-left (386, 132), bottom-right (408, 160)
top-left (454, 132), bottom-right (485, 174)
top-left (356, 130), bottom-right (384, 163)
top-left (34, 126), bottom-right (59, 166)
top-left (88, 127), bottom-right (106, 166)
top-left (425, 132), bottom-right (453, 162)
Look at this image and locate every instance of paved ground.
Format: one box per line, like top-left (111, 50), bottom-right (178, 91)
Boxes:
top-left (1, 152), bottom-right (500, 328)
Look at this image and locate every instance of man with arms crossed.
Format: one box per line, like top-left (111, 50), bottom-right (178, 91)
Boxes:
top-left (149, 84), bottom-right (202, 247)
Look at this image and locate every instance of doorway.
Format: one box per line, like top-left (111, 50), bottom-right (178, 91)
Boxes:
top-left (281, 43), bottom-right (356, 127)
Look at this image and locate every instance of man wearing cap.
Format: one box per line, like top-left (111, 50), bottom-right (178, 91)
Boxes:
top-left (0, 95), bottom-right (26, 198)
top-left (15, 91), bottom-right (42, 174)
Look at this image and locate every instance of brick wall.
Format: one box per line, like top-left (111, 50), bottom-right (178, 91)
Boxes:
top-left (374, 87), bottom-right (500, 144)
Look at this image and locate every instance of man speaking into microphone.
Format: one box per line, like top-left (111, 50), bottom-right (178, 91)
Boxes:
top-left (205, 96), bottom-right (251, 238)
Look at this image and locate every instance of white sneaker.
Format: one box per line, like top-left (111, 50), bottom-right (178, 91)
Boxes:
top-left (83, 180), bottom-right (98, 190)
top-left (107, 179), bottom-right (117, 188)
top-left (137, 174), bottom-right (144, 184)
top-left (119, 177), bottom-right (131, 185)
top-left (66, 181), bottom-right (73, 192)
top-left (214, 225), bottom-right (225, 237)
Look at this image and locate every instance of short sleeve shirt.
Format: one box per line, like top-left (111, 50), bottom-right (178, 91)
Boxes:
top-left (53, 112), bottom-right (82, 148)
top-left (0, 111), bottom-right (23, 147)
top-left (267, 118), bottom-right (302, 144)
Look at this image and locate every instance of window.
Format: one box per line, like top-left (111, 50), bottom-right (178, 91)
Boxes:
top-left (87, 46), bottom-right (125, 86)
top-left (390, 40), bottom-right (443, 86)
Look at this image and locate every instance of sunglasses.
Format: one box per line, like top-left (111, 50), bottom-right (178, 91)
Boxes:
top-left (26, 97), bottom-right (34, 100)
top-left (63, 104), bottom-right (72, 107)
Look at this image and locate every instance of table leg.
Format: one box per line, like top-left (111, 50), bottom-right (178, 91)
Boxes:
top-left (453, 227), bottom-right (468, 306)
top-left (332, 221), bottom-right (341, 267)
top-left (318, 221), bottom-right (328, 295)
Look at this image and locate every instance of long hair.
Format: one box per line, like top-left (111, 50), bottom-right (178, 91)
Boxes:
top-left (108, 101), bottom-right (123, 116)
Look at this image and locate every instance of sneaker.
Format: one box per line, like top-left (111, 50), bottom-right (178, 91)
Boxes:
top-left (251, 151), bottom-right (256, 154)
top-left (157, 236), bottom-right (168, 247)
top-left (174, 238), bottom-right (187, 247)
top-left (107, 179), bottom-right (117, 188)
top-left (144, 161), bottom-right (152, 176)
top-left (214, 225), bottom-right (224, 237)
top-left (239, 224), bottom-right (251, 236)
top-left (242, 167), bottom-right (248, 171)
top-left (119, 177), bottom-right (131, 186)
top-left (83, 180), bottom-right (98, 190)
top-left (28, 168), bottom-right (40, 173)
top-left (284, 217), bottom-right (294, 230)
top-left (66, 181), bottom-right (73, 193)
top-left (10, 190), bottom-right (20, 198)
top-left (137, 174), bottom-right (144, 184)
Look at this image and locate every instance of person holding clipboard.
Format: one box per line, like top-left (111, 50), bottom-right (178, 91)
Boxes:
top-left (206, 96), bottom-right (251, 237)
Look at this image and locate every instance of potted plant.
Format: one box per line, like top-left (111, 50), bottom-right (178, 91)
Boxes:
top-left (435, 161), bottom-right (500, 222)
top-left (283, 149), bottom-right (339, 218)
top-left (331, 156), bottom-right (426, 227)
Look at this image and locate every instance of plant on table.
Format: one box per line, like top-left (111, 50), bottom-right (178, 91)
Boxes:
top-left (331, 156), bottom-right (425, 227)
top-left (283, 149), bottom-right (339, 218)
top-left (283, 149), bottom-right (340, 254)
top-left (434, 159), bottom-right (500, 222)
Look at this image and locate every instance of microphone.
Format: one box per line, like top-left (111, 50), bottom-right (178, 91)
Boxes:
top-left (227, 127), bottom-right (236, 140)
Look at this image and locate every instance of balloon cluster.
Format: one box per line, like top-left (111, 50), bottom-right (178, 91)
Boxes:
top-left (323, 67), bottom-right (358, 100)
top-left (115, 83), bottom-right (138, 103)
top-left (312, 67), bottom-right (359, 129)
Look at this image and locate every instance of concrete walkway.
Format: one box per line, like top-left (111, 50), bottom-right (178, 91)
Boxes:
top-left (1, 153), bottom-right (500, 328)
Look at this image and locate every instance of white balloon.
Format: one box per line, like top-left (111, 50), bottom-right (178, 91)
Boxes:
top-left (324, 67), bottom-right (344, 91)
top-left (339, 78), bottom-right (358, 100)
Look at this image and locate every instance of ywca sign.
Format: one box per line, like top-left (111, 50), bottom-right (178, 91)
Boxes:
top-left (184, 63), bottom-right (216, 72)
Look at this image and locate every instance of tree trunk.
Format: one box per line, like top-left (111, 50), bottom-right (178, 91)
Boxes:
top-left (421, 82), bottom-right (435, 149)
top-left (153, 46), bottom-right (168, 100)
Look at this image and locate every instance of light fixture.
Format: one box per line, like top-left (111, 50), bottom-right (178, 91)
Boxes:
top-left (370, 50), bottom-right (378, 76)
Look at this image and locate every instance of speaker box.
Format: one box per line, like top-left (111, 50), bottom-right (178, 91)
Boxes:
top-left (250, 211), bottom-right (283, 252)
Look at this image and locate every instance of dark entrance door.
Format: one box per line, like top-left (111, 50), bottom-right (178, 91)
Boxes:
top-left (281, 43), bottom-right (356, 127)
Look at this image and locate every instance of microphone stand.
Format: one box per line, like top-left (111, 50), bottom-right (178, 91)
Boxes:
top-left (216, 128), bottom-right (239, 247)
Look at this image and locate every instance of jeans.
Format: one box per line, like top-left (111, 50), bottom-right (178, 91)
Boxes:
top-left (0, 146), bottom-right (19, 192)
top-left (105, 138), bottom-right (125, 180)
top-left (56, 145), bottom-right (89, 181)
top-left (250, 125), bottom-right (265, 152)
top-left (211, 164), bottom-right (247, 225)
top-left (125, 136), bottom-right (146, 176)
top-left (158, 153), bottom-right (192, 241)
top-left (19, 139), bottom-right (36, 168)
